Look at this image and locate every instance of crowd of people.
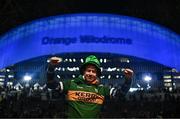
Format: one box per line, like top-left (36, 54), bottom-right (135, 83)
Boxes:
top-left (1, 84), bottom-right (180, 118)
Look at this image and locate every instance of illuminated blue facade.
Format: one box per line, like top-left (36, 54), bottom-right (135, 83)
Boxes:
top-left (0, 13), bottom-right (179, 70)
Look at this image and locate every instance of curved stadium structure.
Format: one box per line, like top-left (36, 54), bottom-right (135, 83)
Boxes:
top-left (0, 13), bottom-right (179, 90)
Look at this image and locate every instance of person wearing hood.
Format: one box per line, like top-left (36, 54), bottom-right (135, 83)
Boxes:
top-left (46, 55), bottom-right (133, 118)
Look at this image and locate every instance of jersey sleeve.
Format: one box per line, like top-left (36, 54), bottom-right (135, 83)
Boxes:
top-left (98, 85), bottom-right (110, 97)
top-left (104, 86), bottom-right (110, 97)
top-left (62, 79), bottom-right (71, 93)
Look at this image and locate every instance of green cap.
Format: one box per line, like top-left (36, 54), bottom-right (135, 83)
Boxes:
top-left (80, 55), bottom-right (101, 77)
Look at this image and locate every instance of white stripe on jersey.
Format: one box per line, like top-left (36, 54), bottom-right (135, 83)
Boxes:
top-left (59, 81), bottom-right (63, 93)
top-left (110, 87), bottom-right (115, 97)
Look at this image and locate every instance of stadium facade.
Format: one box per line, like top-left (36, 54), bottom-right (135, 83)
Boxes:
top-left (0, 13), bottom-right (180, 91)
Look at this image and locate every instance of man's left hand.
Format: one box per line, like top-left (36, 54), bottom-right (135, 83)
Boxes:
top-left (123, 68), bottom-right (134, 79)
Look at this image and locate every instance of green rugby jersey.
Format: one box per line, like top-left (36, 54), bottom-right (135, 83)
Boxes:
top-left (62, 75), bottom-right (109, 118)
top-left (47, 66), bottom-right (131, 118)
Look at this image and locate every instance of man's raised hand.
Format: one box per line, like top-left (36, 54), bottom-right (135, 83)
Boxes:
top-left (123, 68), bottom-right (134, 79)
top-left (49, 56), bottom-right (62, 65)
